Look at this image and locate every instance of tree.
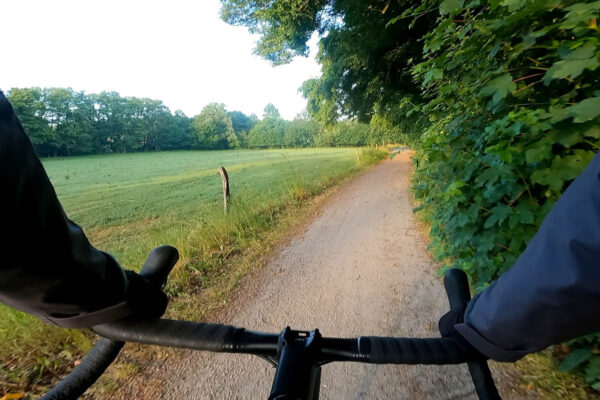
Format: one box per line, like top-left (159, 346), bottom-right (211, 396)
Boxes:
top-left (315, 120), bottom-right (370, 147)
top-left (228, 110), bottom-right (254, 133)
top-left (248, 104), bottom-right (285, 148)
top-left (248, 118), bottom-right (285, 148)
top-left (369, 114), bottom-right (403, 145)
top-left (263, 103), bottom-right (280, 119)
top-left (159, 110), bottom-right (194, 150)
top-left (228, 110), bottom-right (254, 148)
top-left (7, 88), bottom-right (53, 155)
top-left (221, 0), bottom-right (434, 123)
top-left (193, 103), bottom-right (234, 149)
top-left (283, 118), bottom-right (318, 147)
top-left (91, 91), bottom-right (128, 153)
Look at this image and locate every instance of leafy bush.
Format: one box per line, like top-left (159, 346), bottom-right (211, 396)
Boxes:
top-left (395, 0), bottom-right (600, 390)
top-left (359, 147), bottom-right (389, 166)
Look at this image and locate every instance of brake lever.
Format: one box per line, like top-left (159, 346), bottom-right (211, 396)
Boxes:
top-left (140, 245), bottom-right (180, 288)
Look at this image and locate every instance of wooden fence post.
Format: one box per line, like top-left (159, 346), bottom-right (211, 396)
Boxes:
top-left (217, 166), bottom-right (230, 213)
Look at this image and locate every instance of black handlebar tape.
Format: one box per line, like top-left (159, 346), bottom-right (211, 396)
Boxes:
top-left (94, 319), bottom-right (240, 351)
top-left (40, 338), bottom-right (124, 400)
top-left (93, 318), bottom-right (279, 355)
top-left (359, 336), bottom-right (480, 365)
top-left (140, 245), bottom-right (180, 288)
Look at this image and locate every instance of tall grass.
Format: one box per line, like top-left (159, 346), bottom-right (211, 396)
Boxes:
top-left (0, 309), bottom-right (91, 395)
top-left (359, 147), bottom-right (389, 166)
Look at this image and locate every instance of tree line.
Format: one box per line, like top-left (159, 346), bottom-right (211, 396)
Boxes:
top-left (6, 87), bottom-right (403, 157)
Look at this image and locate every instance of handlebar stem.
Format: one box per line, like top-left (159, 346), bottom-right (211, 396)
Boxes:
top-left (269, 327), bottom-right (322, 400)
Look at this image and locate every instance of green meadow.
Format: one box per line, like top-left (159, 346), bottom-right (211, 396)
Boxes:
top-left (1, 147), bottom-right (387, 396)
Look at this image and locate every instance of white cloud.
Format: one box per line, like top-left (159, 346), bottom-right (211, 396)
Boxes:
top-left (0, 0), bottom-right (322, 119)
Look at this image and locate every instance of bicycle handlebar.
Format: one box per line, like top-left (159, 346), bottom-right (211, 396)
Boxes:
top-left (43, 319), bottom-right (490, 399)
top-left (92, 318), bottom-right (481, 364)
top-left (40, 249), bottom-right (501, 400)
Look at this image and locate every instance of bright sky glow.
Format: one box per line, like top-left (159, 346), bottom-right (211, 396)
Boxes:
top-left (1, 0), bottom-right (321, 120)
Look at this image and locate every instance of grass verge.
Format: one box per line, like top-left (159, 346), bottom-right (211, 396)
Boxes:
top-left (514, 350), bottom-right (594, 399)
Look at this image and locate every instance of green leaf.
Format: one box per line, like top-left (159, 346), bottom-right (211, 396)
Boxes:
top-left (508, 213), bottom-right (520, 229)
top-left (566, 97), bottom-right (600, 123)
top-left (440, 0), bottom-right (464, 15)
top-left (475, 230), bottom-right (497, 252)
top-left (546, 106), bottom-right (571, 123)
top-left (501, 0), bottom-right (527, 11)
top-left (484, 204), bottom-right (512, 228)
top-left (563, 43), bottom-right (596, 61)
top-left (562, 2), bottom-right (600, 30)
top-left (556, 128), bottom-right (582, 148)
top-left (584, 356), bottom-right (600, 384)
top-left (424, 68), bottom-right (443, 85)
top-left (515, 202), bottom-right (534, 224)
top-left (531, 168), bottom-right (563, 190)
top-left (544, 58), bottom-right (599, 82)
top-left (498, 148), bottom-right (513, 163)
top-left (532, 151), bottom-right (596, 190)
top-left (444, 180), bottom-right (467, 199)
top-left (555, 151), bottom-right (593, 180)
top-left (584, 125), bottom-right (600, 139)
top-left (544, 43), bottom-right (600, 83)
top-left (455, 212), bottom-right (471, 228)
top-left (525, 141), bottom-right (552, 163)
top-left (480, 73), bottom-right (516, 104)
top-left (559, 349), bottom-right (593, 372)
top-left (454, 227), bottom-right (477, 244)
top-left (475, 168), bottom-right (501, 187)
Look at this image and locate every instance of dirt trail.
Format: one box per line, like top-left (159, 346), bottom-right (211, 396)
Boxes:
top-left (157, 152), bottom-right (529, 399)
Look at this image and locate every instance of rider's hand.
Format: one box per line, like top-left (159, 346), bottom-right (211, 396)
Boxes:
top-left (124, 269), bottom-right (168, 318)
top-left (439, 304), bottom-right (488, 361)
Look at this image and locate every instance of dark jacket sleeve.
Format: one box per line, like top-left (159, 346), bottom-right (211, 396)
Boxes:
top-left (0, 91), bottom-right (164, 328)
top-left (456, 152), bottom-right (600, 362)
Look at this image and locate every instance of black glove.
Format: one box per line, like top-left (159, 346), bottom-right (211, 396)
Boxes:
top-left (124, 270), bottom-right (168, 318)
top-left (439, 304), bottom-right (488, 361)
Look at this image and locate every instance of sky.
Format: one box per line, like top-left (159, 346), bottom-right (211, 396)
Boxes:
top-left (1, 0), bottom-right (322, 120)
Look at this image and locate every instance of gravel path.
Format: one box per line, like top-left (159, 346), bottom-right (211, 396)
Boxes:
top-left (157, 152), bottom-right (529, 399)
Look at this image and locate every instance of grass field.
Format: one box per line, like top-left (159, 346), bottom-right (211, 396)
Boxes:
top-left (42, 149), bottom-right (363, 266)
top-left (0, 147), bottom-right (387, 396)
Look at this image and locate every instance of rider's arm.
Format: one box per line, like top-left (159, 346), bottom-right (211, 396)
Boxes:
top-left (0, 91), bottom-right (166, 328)
top-left (455, 151), bottom-right (600, 362)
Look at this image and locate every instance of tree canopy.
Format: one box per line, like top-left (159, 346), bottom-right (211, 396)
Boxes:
top-left (221, 0), bottom-right (435, 123)
top-left (193, 103), bottom-right (236, 149)
top-left (7, 88), bottom-right (195, 156)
